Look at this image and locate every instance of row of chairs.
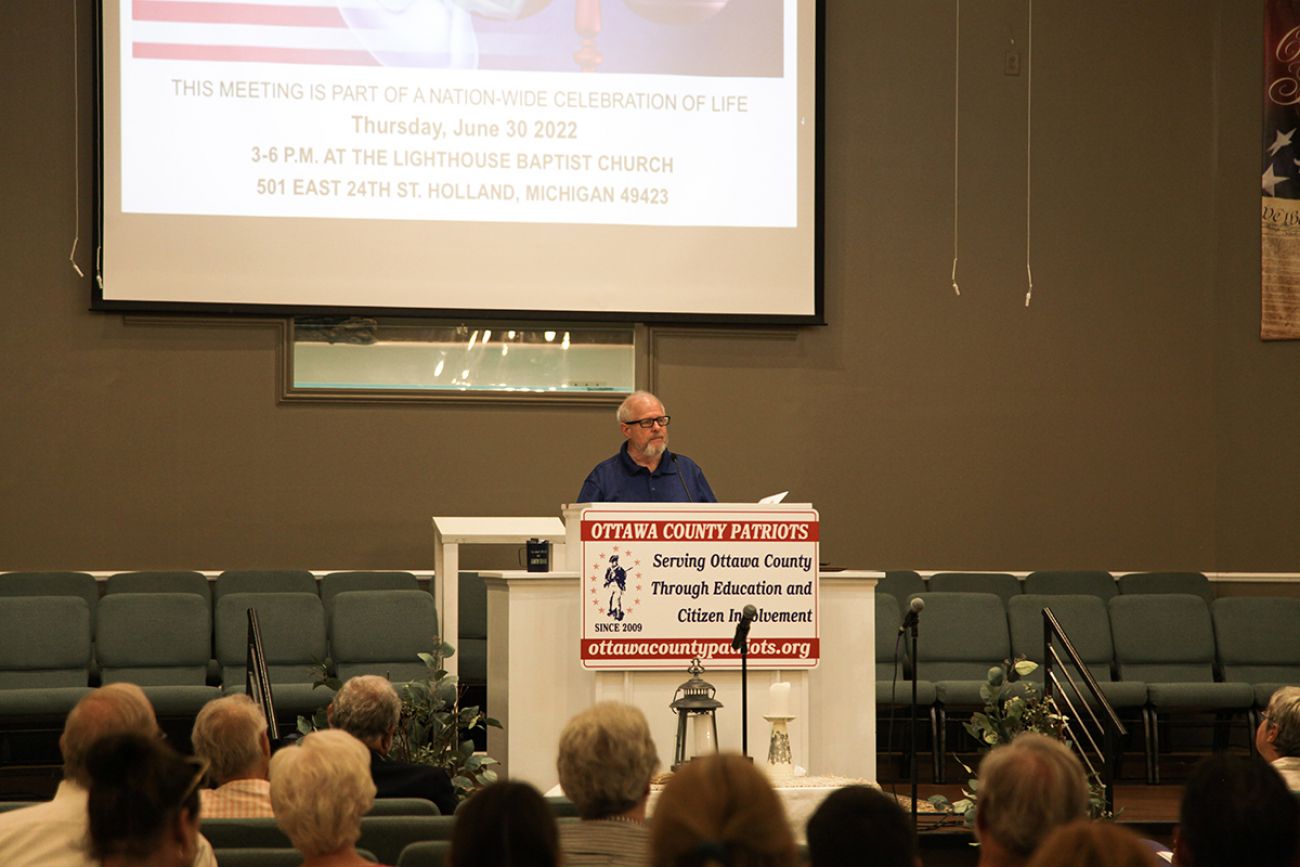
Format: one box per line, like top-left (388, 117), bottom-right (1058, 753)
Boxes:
top-left (0, 798), bottom-right (466, 867)
top-left (874, 591), bottom-right (1300, 783)
top-left (0, 569), bottom-right (425, 627)
top-left (878, 569), bottom-right (1217, 605)
top-left (0, 588), bottom-right (441, 721)
top-left (0, 570), bottom-right (489, 689)
top-left (203, 815), bottom-right (458, 865)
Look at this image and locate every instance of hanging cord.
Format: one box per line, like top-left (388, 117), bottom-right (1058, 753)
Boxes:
top-left (1023, 0), bottom-right (1034, 307)
top-left (69, 0), bottom-right (85, 278)
top-left (951, 0), bottom-right (961, 296)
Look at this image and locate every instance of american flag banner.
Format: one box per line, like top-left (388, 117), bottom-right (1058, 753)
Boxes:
top-left (1264, 0), bottom-right (1300, 339)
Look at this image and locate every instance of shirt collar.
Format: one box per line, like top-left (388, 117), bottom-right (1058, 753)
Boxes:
top-left (618, 442), bottom-right (677, 476)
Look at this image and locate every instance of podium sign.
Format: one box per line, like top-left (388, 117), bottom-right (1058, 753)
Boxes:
top-left (579, 507), bottom-right (820, 670)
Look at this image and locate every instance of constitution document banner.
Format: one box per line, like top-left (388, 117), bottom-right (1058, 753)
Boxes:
top-left (1264, 0), bottom-right (1300, 339)
top-left (579, 508), bottom-right (820, 671)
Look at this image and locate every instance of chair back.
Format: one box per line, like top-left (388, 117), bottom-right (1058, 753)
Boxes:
top-left (96, 593), bottom-right (211, 685)
top-left (106, 571), bottom-right (210, 603)
top-left (1008, 594), bottom-right (1117, 681)
top-left (0, 596), bottom-right (92, 688)
top-left (215, 593), bottom-right (326, 686)
top-left (1212, 597), bottom-right (1300, 686)
top-left (927, 572), bottom-right (1022, 605)
top-left (1023, 571), bottom-right (1116, 599)
top-left (1117, 572), bottom-right (1213, 602)
top-left (331, 591), bottom-right (439, 683)
top-left (397, 840), bottom-right (452, 867)
top-left (215, 571), bottom-right (318, 602)
top-left (0, 572), bottom-right (99, 627)
top-left (877, 571), bottom-right (926, 603)
top-left (1109, 594), bottom-right (1216, 682)
top-left (912, 592), bottom-right (1010, 680)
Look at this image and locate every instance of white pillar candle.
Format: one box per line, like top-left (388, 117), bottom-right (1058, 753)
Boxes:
top-left (769, 681), bottom-right (791, 717)
top-left (692, 714), bottom-right (717, 756)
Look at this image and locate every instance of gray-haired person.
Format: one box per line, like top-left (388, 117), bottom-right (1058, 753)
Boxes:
top-left (557, 702), bottom-right (660, 867)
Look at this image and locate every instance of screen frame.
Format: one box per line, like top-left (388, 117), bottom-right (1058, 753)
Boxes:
top-left (90, 0), bottom-right (826, 327)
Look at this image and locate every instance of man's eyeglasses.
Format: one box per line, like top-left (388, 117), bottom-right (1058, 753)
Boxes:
top-left (623, 416), bottom-right (671, 429)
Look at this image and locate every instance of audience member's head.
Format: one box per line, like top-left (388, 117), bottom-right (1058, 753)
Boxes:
top-left (450, 781), bottom-right (560, 867)
top-left (974, 732), bottom-right (1089, 866)
top-left (1025, 820), bottom-right (1159, 867)
top-left (61, 683), bottom-right (158, 787)
top-left (1174, 753), bottom-right (1299, 867)
top-left (1257, 685), bottom-right (1300, 762)
top-left (191, 694), bottom-right (271, 786)
top-left (329, 674), bottom-right (402, 754)
top-left (806, 785), bottom-right (917, 867)
top-left (557, 701), bottom-right (660, 820)
top-left (651, 753), bottom-right (797, 867)
top-left (85, 732), bottom-right (204, 867)
top-left (270, 729), bottom-right (377, 860)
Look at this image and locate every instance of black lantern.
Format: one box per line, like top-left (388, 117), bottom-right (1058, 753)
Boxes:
top-left (670, 656), bottom-right (723, 770)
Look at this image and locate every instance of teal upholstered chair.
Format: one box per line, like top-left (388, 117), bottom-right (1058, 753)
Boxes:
top-left (202, 819), bottom-right (292, 849)
top-left (397, 841), bottom-right (452, 867)
top-left (368, 798), bottom-right (439, 816)
top-left (1109, 593), bottom-right (1255, 783)
top-left (106, 571), bottom-right (210, 602)
top-left (912, 592), bottom-right (1011, 782)
top-left (320, 571), bottom-right (419, 633)
top-left (877, 571), bottom-right (926, 603)
top-left (0, 572), bottom-right (99, 627)
top-left (358, 816), bottom-right (456, 865)
top-left (95, 593), bottom-right (220, 716)
top-left (0, 596), bottom-right (94, 719)
top-left (1117, 572), bottom-right (1214, 603)
top-left (331, 590), bottom-right (439, 683)
top-left (928, 572), bottom-right (1022, 605)
top-left (215, 571), bottom-right (318, 602)
top-left (1211, 597), bottom-right (1300, 710)
top-left (215, 592), bottom-right (330, 717)
top-left (1023, 571), bottom-right (1117, 599)
top-left (458, 571), bottom-right (488, 687)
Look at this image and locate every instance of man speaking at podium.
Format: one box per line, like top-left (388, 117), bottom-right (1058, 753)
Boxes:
top-left (578, 391), bottom-right (717, 503)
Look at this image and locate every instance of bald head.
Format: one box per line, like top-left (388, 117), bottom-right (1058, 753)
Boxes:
top-left (61, 683), bottom-right (158, 786)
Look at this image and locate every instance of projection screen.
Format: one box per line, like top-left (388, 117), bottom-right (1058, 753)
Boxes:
top-left (94, 0), bottom-right (823, 323)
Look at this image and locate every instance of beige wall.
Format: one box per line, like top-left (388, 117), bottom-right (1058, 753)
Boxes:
top-left (1, 1), bottom-right (1295, 573)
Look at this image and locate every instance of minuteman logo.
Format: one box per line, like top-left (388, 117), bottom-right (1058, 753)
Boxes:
top-left (590, 547), bottom-right (642, 622)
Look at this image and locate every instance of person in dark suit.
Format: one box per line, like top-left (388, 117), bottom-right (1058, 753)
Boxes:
top-left (328, 674), bottom-right (457, 816)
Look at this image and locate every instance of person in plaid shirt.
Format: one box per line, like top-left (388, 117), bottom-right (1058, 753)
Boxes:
top-left (191, 694), bottom-right (274, 818)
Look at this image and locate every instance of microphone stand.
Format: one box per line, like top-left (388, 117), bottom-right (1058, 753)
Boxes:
top-left (741, 634), bottom-right (749, 758)
top-left (908, 615), bottom-right (919, 840)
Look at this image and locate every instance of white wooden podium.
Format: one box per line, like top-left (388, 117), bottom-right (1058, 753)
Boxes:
top-left (473, 503), bottom-right (880, 792)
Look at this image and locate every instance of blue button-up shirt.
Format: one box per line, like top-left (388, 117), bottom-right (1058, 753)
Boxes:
top-left (577, 444), bottom-right (718, 503)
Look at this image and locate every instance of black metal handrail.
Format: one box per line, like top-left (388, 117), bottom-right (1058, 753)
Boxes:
top-left (1042, 607), bottom-right (1126, 814)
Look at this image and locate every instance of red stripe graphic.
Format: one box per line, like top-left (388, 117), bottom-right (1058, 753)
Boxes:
top-left (581, 638), bottom-right (820, 660)
top-left (133, 0), bottom-right (347, 28)
top-left (133, 42), bottom-right (377, 65)
top-left (581, 520), bottom-right (819, 542)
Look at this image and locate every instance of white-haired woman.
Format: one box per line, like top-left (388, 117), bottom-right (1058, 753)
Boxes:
top-left (270, 729), bottom-right (381, 867)
top-left (556, 701), bottom-right (660, 867)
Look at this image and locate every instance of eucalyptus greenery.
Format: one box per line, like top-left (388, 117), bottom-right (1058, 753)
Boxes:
top-left (298, 640), bottom-right (502, 801)
top-left (927, 656), bottom-right (1111, 825)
